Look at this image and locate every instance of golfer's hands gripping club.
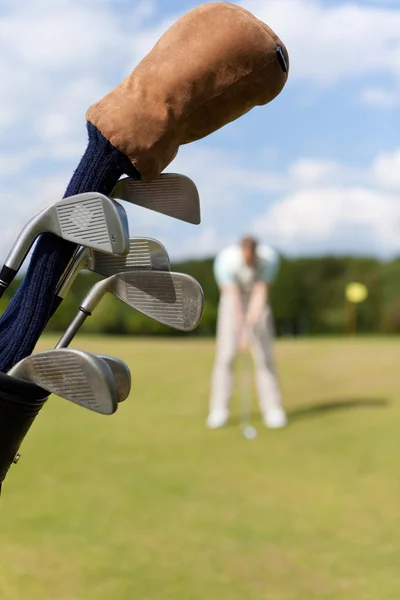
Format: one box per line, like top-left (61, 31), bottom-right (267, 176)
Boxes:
top-left (238, 327), bottom-right (250, 352)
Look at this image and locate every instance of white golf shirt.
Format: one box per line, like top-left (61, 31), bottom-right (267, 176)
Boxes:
top-left (213, 243), bottom-right (279, 294)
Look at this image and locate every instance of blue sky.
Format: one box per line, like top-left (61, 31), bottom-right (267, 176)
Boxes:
top-left (0, 0), bottom-right (399, 263)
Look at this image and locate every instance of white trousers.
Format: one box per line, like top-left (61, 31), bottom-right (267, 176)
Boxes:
top-left (209, 291), bottom-right (283, 416)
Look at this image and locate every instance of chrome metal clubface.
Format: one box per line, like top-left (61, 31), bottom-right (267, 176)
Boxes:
top-left (8, 349), bottom-right (119, 415)
top-left (112, 173), bottom-right (201, 224)
top-left (55, 237), bottom-right (170, 304)
top-left (0, 192), bottom-right (130, 297)
top-left (56, 270), bottom-right (204, 348)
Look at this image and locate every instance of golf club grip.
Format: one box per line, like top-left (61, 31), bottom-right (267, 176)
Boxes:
top-left (0, 373), bottom-right (48, 490)
top-left (0, 265), bottom-right (17, 291)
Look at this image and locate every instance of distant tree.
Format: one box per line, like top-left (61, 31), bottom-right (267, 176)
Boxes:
top-left (3, 254), bottom-right (399, 338)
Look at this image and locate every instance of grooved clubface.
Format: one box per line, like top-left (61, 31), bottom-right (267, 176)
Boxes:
top-left (56, 197), bottom-right (112, 252)
top-left (10, 349), bottom-right (118, 415)
top-left (112, 174), bottom-right (201, 224)
top-left (0, 193), bottom-right (129, 297)
top-left (114, 271), bottom-right (204, 331)
top-left (92, 238), bottom-right (170, 276)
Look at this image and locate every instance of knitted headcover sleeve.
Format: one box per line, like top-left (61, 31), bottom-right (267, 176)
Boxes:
top-left (0, 124), bottom-right (139, 491)
top-left (0, 124), bottom-right (138, 373)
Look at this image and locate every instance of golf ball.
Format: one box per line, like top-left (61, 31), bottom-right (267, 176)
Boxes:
top-left (243, 426), bottom-right (257, 439)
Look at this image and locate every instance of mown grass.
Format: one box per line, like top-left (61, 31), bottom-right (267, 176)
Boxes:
top-left (0, 336), bottom-right (399, 599)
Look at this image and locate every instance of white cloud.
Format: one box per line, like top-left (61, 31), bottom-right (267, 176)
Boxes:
top-left (0, 0), bottom-right (168, 152)
top-left (0, 0), bottom-right (399, 266)
top-left (166, 227), bottom-right (224, 261)
top-left (0, 147), bottom-right (43, 175)
top-left (169, 144), bottom-right (286, 213)
top-left (361, 86), bottom-right (400, 108)
top-left (168, 145), bottom-right (400, 259)
top-left (0, 0), bottom-right (177, 262)
top-left (371, 150), bottom-right (400, 189)
top-left (253, 187), bottom-right (400, 257)
top-left (250, 149), bottom-right (400, 258)
top-left (289, 159), bottom-right (344, 187)
top-left (243, 0), bottom-right (400, 87)
top-left (0, 106), bottom-right (19, 135)
top-left (2, 136), bottom-right (400, 263)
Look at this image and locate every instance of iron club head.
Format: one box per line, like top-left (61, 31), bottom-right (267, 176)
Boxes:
top-left (56, 270), bottom-right (204, 348)
top-left (55, 237), bottom-right (171, 304)
top-left (8, 348), bottom-right (119, 415)
top-left (0, 192), bottom-right (130, 297)
top-left (112, 173), bottom-right (201, 224)
top-left (97, 354), bottom-right (131, 403)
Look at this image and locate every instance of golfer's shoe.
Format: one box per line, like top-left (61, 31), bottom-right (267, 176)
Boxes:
top-left (206, 409), bottom-right (229, 429)
top-left (263, 407), bottom-right (287, 429)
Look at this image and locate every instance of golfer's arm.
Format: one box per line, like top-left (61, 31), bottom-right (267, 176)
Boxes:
top-left (246, 281), bottom-right (268, 326)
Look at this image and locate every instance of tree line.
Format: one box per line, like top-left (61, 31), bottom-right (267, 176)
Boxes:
top-left (2, 255), bottom-right (400, 337)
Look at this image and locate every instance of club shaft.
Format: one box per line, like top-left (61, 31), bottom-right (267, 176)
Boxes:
top-left (45, 248), bottom-right (87, 323)
top-left (55, 310), bottom-right (89, 349)
top-left (241, 327), bottom-right (255, 432)
top-left (55, 247), bottom-right (87, 299)
top-left (0, 211), bottom-right (46, 291)
top-left (241, 352), bottom-right (251, 428)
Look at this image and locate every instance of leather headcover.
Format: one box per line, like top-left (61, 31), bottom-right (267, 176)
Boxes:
top-left (87, 2), bottom-right (289, 181)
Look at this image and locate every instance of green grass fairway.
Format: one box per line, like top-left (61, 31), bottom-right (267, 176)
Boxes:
top-left (1, 336), bottom-right (399, 599)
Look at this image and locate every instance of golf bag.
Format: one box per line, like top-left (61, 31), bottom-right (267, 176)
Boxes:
top-left (0, 373), bottom-right (48, 493)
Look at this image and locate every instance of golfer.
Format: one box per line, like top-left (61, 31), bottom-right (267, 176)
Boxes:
top-left (207, 236), bottom-right (287, 429)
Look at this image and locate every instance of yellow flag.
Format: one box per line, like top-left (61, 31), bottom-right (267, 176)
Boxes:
top-left (345, 282), bottom-right (368, 304)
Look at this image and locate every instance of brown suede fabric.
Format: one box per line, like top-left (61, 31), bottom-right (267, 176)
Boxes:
top-left (86, 2), bottom-right (289, 181)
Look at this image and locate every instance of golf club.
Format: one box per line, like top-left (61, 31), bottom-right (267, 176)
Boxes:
top-left (51, 237), bottom-right (171, 315)
top-left (112, 173), bottom-right (201, 224)
top-left (240, 328), bottom-right (257, 440)
top-left (0, 192), bottom-right (130, 298)
top-left (8, 349), bottom-right (119, 415)
top-left (56, 270), bottom-right (204, 348)
top-left (97, 354), bottom-right (131, 403)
